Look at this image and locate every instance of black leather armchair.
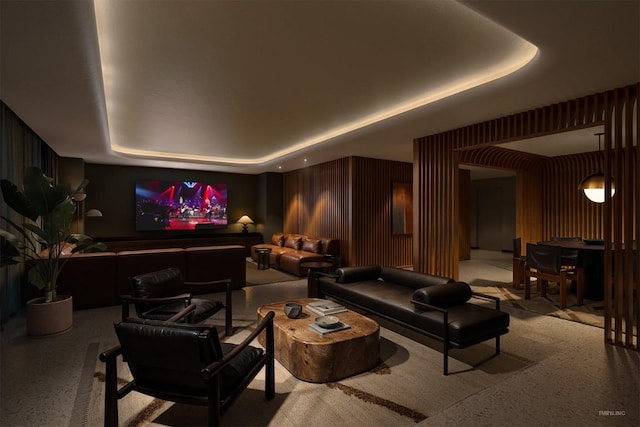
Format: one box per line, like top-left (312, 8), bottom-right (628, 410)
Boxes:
top-left (99, 310), bottom-right (276, 426)
top-left (120, 267), bottom-right (233, 336)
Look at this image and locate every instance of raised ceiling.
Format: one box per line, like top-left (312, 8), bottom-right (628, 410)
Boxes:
top-left (1, 0), bottom-right (638, 174)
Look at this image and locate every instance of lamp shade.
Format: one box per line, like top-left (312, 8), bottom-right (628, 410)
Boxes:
top-left (237, 215), bottom-right (254, 225)
top-left (85, 209), bottom-right (103, 217)
top-left (578, 173), bottom-right (615, 203)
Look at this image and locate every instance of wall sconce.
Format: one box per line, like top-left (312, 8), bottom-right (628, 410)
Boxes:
top-left (578, 132), bottom-right (615, 203)
top-left (237, 215), bottom-right (254, 234)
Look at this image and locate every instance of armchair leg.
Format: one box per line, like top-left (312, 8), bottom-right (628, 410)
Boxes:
top-left (265, 321), bottom-right (275, 399)
top-left (443, 343), bottom-right (449, 376)
top-left (104, 357), bottom-right (119, 427)
top-left (207, 378), bottom-right (222, 426)
top-left (224, 282), bottom-right (233, 336)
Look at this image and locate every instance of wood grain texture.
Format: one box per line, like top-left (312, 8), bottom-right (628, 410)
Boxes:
top-left (282, 156), bottom-right (413, 268)
top-left (257, 298), bottom-right (380, 383)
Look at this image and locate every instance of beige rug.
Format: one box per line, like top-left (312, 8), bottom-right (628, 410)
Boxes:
top-left (469, 278), bottom-right (605, 329)
top-left (84, 323), bottom-right (536, 427)
top-left (245, 259), bottom-right (300, 286)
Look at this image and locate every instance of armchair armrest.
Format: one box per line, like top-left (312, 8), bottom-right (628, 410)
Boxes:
top-left (202, 311), bottom-right (275, 380)
top-left (471, 291), bottom-right (501, 310)
top-left (120, 293), bottom-right (192, 321)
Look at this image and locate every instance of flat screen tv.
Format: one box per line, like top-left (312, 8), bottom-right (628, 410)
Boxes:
top-left (135, 180), bottom-right (228, 231)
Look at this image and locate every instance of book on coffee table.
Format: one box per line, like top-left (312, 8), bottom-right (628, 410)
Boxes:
top-left (306, 300), bottom-right (347, 316)
top-left (309, 321), bottom-right (351, 335)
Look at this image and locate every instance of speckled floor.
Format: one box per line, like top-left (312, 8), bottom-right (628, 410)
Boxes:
top-left (1, 251), bottom-right (638, 427)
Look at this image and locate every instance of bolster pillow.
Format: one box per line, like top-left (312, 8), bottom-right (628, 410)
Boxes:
top-left (336, 265), bottom-right (382, 283)
top-left (380, 267), bottom-right (454, 289)
top-left (412, 282), bottom-right (472, 309)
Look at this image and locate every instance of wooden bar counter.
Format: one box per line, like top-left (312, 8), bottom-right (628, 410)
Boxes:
top-left (257, 298), bottom-right (379, 383)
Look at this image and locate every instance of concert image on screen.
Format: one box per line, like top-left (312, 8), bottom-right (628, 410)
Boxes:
top-left (135, 180), bottom-right (228, 231)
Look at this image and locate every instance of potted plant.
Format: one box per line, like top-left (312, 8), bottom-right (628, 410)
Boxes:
top-left (0, 167), bottom-right (105, 336)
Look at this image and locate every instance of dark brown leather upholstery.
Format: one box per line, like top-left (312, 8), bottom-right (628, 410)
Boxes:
top-left (116, 248), bottom-right (187, 298)
top-left (251, 233), bottom-right (340, 276)
top-left (123, 267), bottom-right (233, 336)
top-left (317, 265), bottom-right (509, 375)
top-left (100, 311), bottom-right (275, 426)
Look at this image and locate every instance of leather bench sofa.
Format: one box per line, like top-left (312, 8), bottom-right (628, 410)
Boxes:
top-left (316, 265), bottom-right (510, 375)
top-left (250, 233), bottom-right (340, 276)
top-left (24, 245), bottom-right (246, 310)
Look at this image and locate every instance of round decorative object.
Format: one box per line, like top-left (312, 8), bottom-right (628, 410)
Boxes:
top-left (314, 315), bottom-right (341, 329)
top-left (284, 302), bottom-right (302, 319)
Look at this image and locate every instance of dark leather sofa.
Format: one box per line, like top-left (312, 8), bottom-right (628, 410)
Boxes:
top-left (316, 265), bottom-right (510, 375)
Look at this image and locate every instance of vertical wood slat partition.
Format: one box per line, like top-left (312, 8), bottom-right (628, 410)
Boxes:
top-left (414, 83), bottom-right (638, 349)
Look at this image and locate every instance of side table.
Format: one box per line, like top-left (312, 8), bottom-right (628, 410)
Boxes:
top-left (255, 248), bottom-right (271, 270)
top-left (301, 261), bottom-right (334, 297)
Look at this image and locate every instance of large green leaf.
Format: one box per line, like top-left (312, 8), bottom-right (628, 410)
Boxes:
top-left (22, 167), bottom-right (70, 216)
top-left (0, 180), bottom-right (39, 221)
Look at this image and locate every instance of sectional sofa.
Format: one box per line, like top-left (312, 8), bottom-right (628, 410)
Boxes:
top-left (250, 233), bottom-right (340, 276)
top-left (24, 245), bottom-right (247, 310)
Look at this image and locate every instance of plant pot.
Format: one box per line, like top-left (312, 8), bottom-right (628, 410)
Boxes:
top-left (26, 295), bottom-right (73, 337)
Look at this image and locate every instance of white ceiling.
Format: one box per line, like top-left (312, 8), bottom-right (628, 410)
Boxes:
top-left (1, 0), bottom-right (638, 175)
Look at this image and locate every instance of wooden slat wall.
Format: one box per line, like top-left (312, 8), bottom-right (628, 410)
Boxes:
top-left (542, 152), bottom-right (606, 239)
top-left (605, 86), bottom-right (639, 348)
top-left (351, 157), bottom-right (413, 267)
top-left (282, 158), bottom-right (352, 264)
top-left (414, 136), bottom-right (459, 279)
top-left (282, 156), bottom-right (413, 268)
top-left (414, 83), bottom-right (638, 349)
top-left (458, 169), bottom-right (471, 260)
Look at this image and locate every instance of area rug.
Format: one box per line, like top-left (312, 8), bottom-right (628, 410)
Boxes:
top-left (84, 323), bottom-right (535, 427)
top-left (459, 251), bottom-right (606, 330)
top-left (469, 279), bottom-right (605, 329)
top-left (245, 259), bottom-right (300, 286)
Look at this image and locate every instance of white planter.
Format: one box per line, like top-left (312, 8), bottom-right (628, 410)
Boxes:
top-left (26, 295), bottom-right (73, 337)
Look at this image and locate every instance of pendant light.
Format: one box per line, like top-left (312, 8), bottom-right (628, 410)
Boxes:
top-left (578, 132), bottom-right (615, 203)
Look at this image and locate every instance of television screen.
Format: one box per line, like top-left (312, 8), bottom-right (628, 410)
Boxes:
top-left (135, 180), bottom-right (228, 231)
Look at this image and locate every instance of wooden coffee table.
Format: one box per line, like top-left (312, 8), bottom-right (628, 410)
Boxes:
top-left (257, 298), bottom-right (380, 383)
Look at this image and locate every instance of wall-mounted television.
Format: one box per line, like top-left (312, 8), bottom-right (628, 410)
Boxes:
top-left (135, 180), bottom-right (228, 231)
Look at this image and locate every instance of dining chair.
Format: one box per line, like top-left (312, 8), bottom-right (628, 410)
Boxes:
top-left (512, 237), bottom-right (526, 289)
top-left (550, 236), bottom-right (582, 267)
top-left (524, 243), bottom-right (584, 309)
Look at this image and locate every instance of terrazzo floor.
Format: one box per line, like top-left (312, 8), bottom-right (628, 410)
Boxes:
top-left (1, 251), bottom-right (638, 426)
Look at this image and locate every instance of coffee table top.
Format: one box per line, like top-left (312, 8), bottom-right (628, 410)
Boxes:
top-left (257, 298), bottom-right (379, 344)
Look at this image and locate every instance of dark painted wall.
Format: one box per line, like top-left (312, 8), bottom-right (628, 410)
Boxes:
top-left (470, 176), bottom-right (516, 251)
top-left (84, 163), bottom-right (281, 240)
